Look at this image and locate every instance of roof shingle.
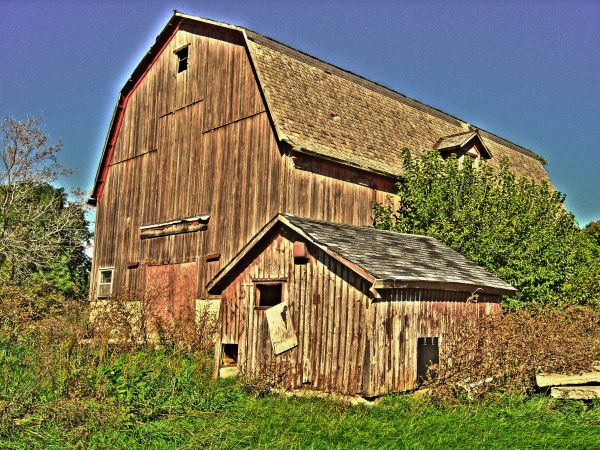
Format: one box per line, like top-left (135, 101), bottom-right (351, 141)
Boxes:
top-left (282, 214), bottom-right (516, 294)
top-left (246, 32), bottom-right (550, 183)
top-left (207, 213), bottom-right (517, 296)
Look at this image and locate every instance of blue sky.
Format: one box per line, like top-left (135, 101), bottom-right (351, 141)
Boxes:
top-left (1, 0), bottom-right (598, 225)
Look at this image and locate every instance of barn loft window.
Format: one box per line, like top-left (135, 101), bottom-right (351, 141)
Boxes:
top-left (435, 131), bottom-right (491, 164)
top-left (221, 344), bottom-right (238, 366)
top-left (417, 337), bottom-right (439, 383)
top-left (175, 45), bottom-right (189, 74)
top-left (97, 268), bottom-right (114, 298)
top-left (256, 282), bottom-right (284, 309)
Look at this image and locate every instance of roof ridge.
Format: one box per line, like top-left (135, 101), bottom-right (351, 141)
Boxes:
top-left (281, 213), bottom-right (437, 241)
top-left (441, 130), bottom-right (478, 138)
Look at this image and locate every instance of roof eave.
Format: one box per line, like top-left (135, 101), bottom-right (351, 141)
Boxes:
top-left (372, 279), bottom-right (516, 296)
top-left (287, 141), bottom-right (401, 179)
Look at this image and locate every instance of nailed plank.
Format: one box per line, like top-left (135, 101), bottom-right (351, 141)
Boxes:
top-left (551, 386), bottom-right (600, 400)
top-left (265, 302), bottom-right (298, 355)
top-left (537, 372), bottom-right (600, 388)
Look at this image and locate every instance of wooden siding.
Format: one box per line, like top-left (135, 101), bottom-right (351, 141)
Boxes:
top-left (368, 289), bottom-right (501, 396)
top-left (216, 227), bottom-right (373, 395)
top-left (91, 24), bottom-right (395, 303)
top-left (146, 262), bottom-right (198, 321)
top-left (215, 227), bottom-right (501, 396)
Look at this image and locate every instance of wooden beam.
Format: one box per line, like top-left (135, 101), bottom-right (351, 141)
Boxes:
top-left (537, 371), bottom-right (600, 388)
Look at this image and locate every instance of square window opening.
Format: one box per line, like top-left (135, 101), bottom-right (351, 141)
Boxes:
top-left (416, 336), bottom-right (439, 383)
top-left (98, 268), bottom-right (114, 298)
top-left (222, 344), bottom-right (238, 366)
top-left (175, 46), bottom-right (189, 73)
top-left (256, 283), bottom-right (283, 308)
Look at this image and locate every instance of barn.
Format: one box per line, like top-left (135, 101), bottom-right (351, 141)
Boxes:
top-left (207, 214), bottom-right (516, 396)
top-left (87, 12), bottom-right (549, 323)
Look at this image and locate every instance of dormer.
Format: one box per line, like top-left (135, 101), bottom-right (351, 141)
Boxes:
top-left (434, 131), bottom-right (492, 164)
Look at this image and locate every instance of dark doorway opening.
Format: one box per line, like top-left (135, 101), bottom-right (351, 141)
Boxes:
top-left (417, 337), bottom-right (439, 383)
top-left (222, 343), bottom-right (238, 366)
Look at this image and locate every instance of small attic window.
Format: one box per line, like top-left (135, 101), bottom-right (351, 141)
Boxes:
top-left (175, 45), bottom-right (189, 74)
top-left (255, 282), bottom-right (284, 309)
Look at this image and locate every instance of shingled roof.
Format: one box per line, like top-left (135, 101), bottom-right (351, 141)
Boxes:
top-left (90, 13), bottom-right (551, 203)
top-left (244, 27), bottom-right (549, 182)
top-left (207, 214), bottom-right (516, 296)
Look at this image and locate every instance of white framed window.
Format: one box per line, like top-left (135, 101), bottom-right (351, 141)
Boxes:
top-left (97, 268), bottom-right (114, 298)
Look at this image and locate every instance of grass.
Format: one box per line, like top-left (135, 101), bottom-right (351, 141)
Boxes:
top-left (3, 393), bottom-right (600, 449)
top-left (1, 333), bottom-right (599, 449)
top-left (0, 351), bottom-right (600, 450)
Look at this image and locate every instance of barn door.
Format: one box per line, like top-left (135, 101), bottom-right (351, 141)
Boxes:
top-left (145, 262), bottom-right (198, 324)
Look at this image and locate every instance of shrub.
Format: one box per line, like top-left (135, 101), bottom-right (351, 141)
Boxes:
top-left (425, 305), bottom-right (600, 401)
top-left (372, 150), bottom-right (600, 308)
top-left (89, 285), bottom-right (217, 353)
top-left (238, 356), bottom-right (289, 398)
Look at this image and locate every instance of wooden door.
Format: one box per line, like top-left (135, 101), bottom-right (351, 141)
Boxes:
top-left (145, 262), bottom-right (198, 323)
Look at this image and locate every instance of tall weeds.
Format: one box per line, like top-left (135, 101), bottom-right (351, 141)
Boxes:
top-left (0, 286), bottom-right (220, 425)
top-left (426, 305), bottom-right (600, 401)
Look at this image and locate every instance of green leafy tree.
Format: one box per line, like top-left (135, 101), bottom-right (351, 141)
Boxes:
top-left (584, 220), bottom-right (600, 246)
top-left (372, 150), bottom-right (600, 308)
top-left (0, 116), bottom-right (91, 301)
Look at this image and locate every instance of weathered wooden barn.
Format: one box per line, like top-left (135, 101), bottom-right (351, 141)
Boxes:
top-left (88, 12), bottom-right (547, 330)
top-left (207, 214), bottom-right (515, 396)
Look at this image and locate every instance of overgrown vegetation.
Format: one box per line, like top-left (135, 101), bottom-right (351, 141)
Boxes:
top-left (372, 150), bottom-right (600, 308)
top-left (425, 304), bottom-right (600, 401)
top-left (1, 304), bottom-right (599, 449)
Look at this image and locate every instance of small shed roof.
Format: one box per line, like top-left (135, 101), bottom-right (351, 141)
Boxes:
top-left (207, 214), bottom-right (516, 296)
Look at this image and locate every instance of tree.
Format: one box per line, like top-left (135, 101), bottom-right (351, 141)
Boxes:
top-left (584, 220), bottom-right (600, 246)
top-left (0, 116), bottom-right (91, 297)
top-left (372, 150), bottom-right (600, 308)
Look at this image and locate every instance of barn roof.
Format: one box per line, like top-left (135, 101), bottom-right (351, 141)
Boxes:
top-left (245, 32), bottom-right (548, 182)
top-left (207, 214), bottom-right (517, 296)
top-left (89, 12), bottom-right (550, 204)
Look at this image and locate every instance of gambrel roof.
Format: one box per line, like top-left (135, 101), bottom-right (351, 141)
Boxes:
top-left (208, 214), bottom-right (516, 296)
top-left (90, 12), bottom-right (550, 203)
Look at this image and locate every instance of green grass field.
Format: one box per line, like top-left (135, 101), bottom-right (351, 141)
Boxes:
top-left (1, 346), bottom-right (599, 449)
top-left (3, 392), bottom-right (600, 449)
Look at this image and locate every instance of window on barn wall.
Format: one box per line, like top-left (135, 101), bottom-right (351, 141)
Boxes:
top-left (175, 45), bottom-right (189, 74)
top-left (417, 337), bottom-right (439, 383)
top-left (221, 344), bottom-right (238, 366)
top-left (255, 283), bottom-right (284, 309)
top-left (97, 268), bottom-right (114, 298)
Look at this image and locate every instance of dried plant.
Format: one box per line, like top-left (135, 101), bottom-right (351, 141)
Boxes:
top-left (89, 280), bottom-right (217, 353)
top-left (424, 305), bottom-right (600, 401)
top-left (238, 356), bottom-right (290, 397)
